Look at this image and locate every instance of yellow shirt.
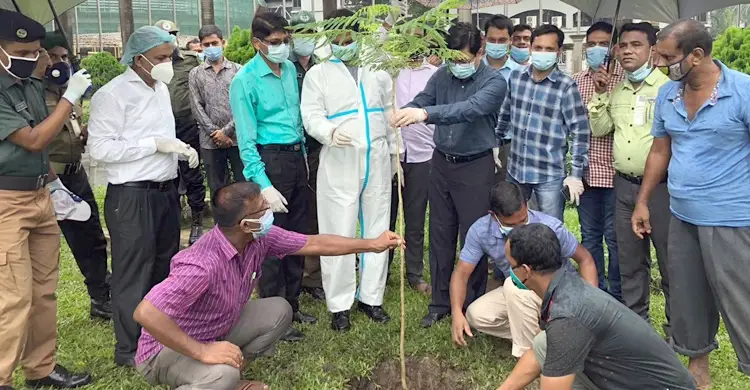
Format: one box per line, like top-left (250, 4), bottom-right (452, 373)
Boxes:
top-left (588, 69), bottom-right (670, 177)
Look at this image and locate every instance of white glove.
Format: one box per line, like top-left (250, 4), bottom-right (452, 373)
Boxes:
top-left (563, 176), bottom-right (585, 206)
top-left (392, 107), bottom-right (427, 128)
top-left (62, 69), bottom-right (92, 104)
top-left (155, 138), bottom-right (191, 155)
top-left (46, 178), bottom-right (67, 192)
top-left (391, 155), bottom-right (404, 187)
top-left (262, 186), bottom-right (288, 213)
top-left (330, 129), bottom-right (353, 147)
top-left (184, 146), bottom-right (199, 169)
top-left (492, 147), bottom-right (503, 172)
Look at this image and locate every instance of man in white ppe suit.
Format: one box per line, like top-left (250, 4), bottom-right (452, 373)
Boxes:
top-left (301, 9), bottom-right (398, 332)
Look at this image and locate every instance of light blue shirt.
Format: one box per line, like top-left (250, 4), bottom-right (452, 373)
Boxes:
top-left (652, 61), bottom-right (750, 227)
top-left (229, 55), bottom-right (304, 189)
top-left (482, 55), bottom-right (522, 82)
top-left (459, 210), bottom-right (578, 277)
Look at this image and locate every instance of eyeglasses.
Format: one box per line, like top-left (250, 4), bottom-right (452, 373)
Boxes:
top-left (259, 37), bottom-right (291, 46)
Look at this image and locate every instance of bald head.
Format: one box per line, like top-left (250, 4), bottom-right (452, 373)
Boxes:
top-left (657, 18), bottom-right (712, 57)
top-left (212, 181), bottom-right (263, 227)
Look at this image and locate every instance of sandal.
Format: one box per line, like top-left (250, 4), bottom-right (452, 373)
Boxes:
top-left (236, 380), bottom-right (269, 390)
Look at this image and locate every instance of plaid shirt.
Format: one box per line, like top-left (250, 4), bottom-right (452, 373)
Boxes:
top-left (497, 66), bottom-right (590, 184)
top-left (572, 64), bottom-right (624, 188)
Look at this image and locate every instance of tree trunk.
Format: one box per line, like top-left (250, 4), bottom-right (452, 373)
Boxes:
top-left (118, 0), bottom-right (135, 49)
top-left (201, 0), bottom-right (215, 26)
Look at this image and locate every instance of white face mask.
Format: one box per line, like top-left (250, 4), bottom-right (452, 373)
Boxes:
top-left (141, 56), bottom-right (174, 84)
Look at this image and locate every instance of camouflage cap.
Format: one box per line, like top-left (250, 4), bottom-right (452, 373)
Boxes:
top-left (154, 20), bottom-right (179, 33)
top-left (290, 11), bottom-right (315, 26)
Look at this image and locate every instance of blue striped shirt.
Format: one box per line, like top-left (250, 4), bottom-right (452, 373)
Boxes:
top-left (496, 66), bottom-right (590, 183)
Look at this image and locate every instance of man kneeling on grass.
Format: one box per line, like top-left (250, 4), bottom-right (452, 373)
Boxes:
top-left (132, 181), bottom-right (403, 390)
top-left (497, 224), bottom-right (696, 390)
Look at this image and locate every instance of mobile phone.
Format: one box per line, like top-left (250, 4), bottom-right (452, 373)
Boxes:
top-left (561, 185), bottom-right (571, 203)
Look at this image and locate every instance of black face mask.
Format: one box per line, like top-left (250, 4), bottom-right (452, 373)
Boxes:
top-left (0, 45), bottom-right (39, 80)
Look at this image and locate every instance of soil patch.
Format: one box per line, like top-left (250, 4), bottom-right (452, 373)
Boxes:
top-left (348, 357), bottom-right (464, 390)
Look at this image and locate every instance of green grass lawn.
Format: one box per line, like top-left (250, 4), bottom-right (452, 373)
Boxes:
top-left (13, 189), bottom-right (750, 389)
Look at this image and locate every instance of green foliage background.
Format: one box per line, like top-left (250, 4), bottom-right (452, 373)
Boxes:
top-left (80, 52), bottom-right (126, 92)
top-left (224, 26), bottom-right (256, 64)
top-left (713, 27), bottom-right (750, 73)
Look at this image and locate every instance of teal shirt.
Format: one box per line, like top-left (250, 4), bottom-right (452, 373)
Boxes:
top-left (229, 55), bottom-right (304, 189)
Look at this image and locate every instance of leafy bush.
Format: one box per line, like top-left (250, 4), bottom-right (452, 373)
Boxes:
top-left (713, 27), bottom-right (750, 73)
top-left (80, 52), bottom-right (126, 92)
top-left (224, 26), bottom-right (256, 64)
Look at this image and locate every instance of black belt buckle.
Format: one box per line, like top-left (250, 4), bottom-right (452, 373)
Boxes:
top-left (157, 181), bottom-right (171, 191)
top-left (292, 143), bottom-right (301, 152)
top-left (36, 174), bottom-right (48, 189)
top-left (443, 153), bottom-right (458, 163)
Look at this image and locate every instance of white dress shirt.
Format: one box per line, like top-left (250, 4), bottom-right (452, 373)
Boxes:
top-left (88, 67), bottom-right (178, 184)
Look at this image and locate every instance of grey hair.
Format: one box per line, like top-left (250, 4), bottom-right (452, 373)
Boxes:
top-left (657, 18), bottom-right (712, 56)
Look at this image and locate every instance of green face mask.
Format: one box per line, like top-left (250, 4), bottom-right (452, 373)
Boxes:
top-left (509, 268), bottom-right (529, 290)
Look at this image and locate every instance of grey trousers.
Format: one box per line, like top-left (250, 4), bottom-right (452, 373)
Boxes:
top-left (137, 297), bottom-right (293, 389)
top-left (532, 332), bottom-right (600, 390)
top-left (613, 175), bottom-right (671, 336)
top-left (668, 217), bottom-right (750, 374)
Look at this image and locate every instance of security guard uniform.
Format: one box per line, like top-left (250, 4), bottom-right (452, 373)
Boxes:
top-left (0, 10), bottom-right (91, 388)
top-left (156, 20), bottom-right (206, 245)
top-left (42, 41), bottom-right (112, 319)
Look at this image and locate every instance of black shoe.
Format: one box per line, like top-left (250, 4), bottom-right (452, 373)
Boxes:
top-left (357, 302), bottom-right (390, 323)
top-left (280, 326), bottom-right (305, 342)
top-left (25, 364), bottom-right (92, 389)
top-left (293, 310), bottom-right (318, 324)
top-left (0, 386), bottom-right (15, 390)
top-left (188, 211), bottom-right (204, 246)
top-left (331, 311), bottom-right (351, 332)
top-left (421, 312), bottom-right (448, 328)
top-left (302, 286), bottom-right (325, 300)
top-left (90, 298), bottom-right (112, 320)
top-left (114, 355), bottom-right (135, 368)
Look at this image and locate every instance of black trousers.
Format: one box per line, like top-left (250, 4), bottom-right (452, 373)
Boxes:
top-left (175, 115), bottom-right (206, 213)
top-left (104, 182), bottom-right (180, 360)
top-left (202, 146), bottom-right (245, 201)
top-left (428, 151), bottom-right (494, 315)
top-left (257, 146), bottom-right (310, 313)
top-left (388, 161), bottom-right (431, 285)
top-left (58, 167), bottom-right (110, 301)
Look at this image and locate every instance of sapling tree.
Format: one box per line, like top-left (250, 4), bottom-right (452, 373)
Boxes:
top-left (291, 2), bottom-right (465, 388)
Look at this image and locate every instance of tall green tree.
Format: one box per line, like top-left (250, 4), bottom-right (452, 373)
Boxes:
top-left (713, 26), bottom-right (750, 73)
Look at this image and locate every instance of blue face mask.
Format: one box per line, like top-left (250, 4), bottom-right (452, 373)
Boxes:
top-left (509, 268), bottom-right (529, 290)
top-left (45, 61), bottom-right (71, 86)
top-left (626, 53), bottom-right (654, 83)
top-left (448, 61), bottom-right (476, 79)
top-left (204, 46), bottom-right (223, 62)
top-left (511, 46), bottom-right (530, 63)
top-left (332, 42), bottom-right (358, 62)
top-left (293, 38), bottom-right (315, 57)
top-left (261, 41), bottom-right (290, 64)
top-left (245, 209), bottom-right (275, 240)
top-left (485, 42), bottom-right (509, 59)
top-left (531, 51), bottom-right (558, 71)
top-left (586, 46), bottom-right (608, 70)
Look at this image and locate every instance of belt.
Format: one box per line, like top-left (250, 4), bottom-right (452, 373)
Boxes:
top-left (436, 149), bottom-right (491, 164)
top-left (617, 172), bottom-right (668, 185)
top-left (257, 142), bottom-right (304, 153)
top-left (50, 161), bottom-right (82, 176)
top-left (0, 174), bottom-right (49, 191)
top-left (111, 180), bottom-right (174, 191)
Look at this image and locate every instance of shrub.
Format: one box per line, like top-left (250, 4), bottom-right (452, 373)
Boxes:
top-left (80, 52), bottom-right (126, 92)
top-left (713, 27), bottom-right (750, 73)
top-left (224, 26), bottom-right (256, 64)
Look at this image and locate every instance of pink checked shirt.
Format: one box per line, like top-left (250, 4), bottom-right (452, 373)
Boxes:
top-left (134, 226), bottom-right (308, 364)
top-left (572, 63), bottom-right (624, 188)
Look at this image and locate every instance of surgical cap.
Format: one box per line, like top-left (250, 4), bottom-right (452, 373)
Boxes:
top-left (120, 26), bottom-right (176, 65)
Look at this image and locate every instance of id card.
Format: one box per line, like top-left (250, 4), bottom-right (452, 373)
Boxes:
top-left (632, 95), bottom-right (648, 127)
